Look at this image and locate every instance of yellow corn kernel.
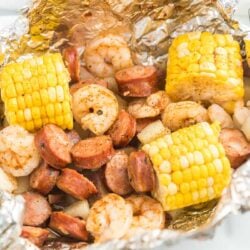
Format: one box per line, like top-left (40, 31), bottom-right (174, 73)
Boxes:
top-left (6, 98), bottom-right (18, 111)
top-left (24, 94), bottom-right (33, 108)
top-left (31, 107), bottom-right (41, 120)
top-left (17, 96), bottom-right (25, 110)
top-left (34, 119), bottom-right (42, 129)
top-left (180, 183), bottom-right (190, 194)
top-left (152, 154), bottom-right (163, 166)
top-left (191, 165), bottom-right (200, 180)
top-left (200, 165), bottom-right (208, 178)
top-left (5, 84), bottom-right (17, 98)
top-left (160, 147), bottom-right (171, 159)
top-left (16, 110), bottom-right (24, 123)
top-left (198, 178), bottom-right (207, 189)
top-left (55, 115), bottom-right (64, 126)
top-left (32, 91), bottom-right (42, 106)
top-left (48, 87), bottom-right (56, 102)
top-left (208, 163), bottom-right (216, 176)
top-left (56, 85), bottom-right (64, 102)
top-left (47, 73), bottom-right (57, 87)
top-left (7, 112), bottom-right (17, 124)
top-left (25, 121), bottom-right (35, 131)
top-left (183, 169), bottom-right (192, 182)
top-left (159, 174), bottom-right (171, 186)
top-left (15, 83), bottom-right (24, 96)
top-left (24, 108), bottom-right (33, 122)
top-left (46, 103), bottom-right (55, 118)
top-left (172, 171), bottom-right (183, 185)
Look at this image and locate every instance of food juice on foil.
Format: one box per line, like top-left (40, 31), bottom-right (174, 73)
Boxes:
top-left (0, 0), bottom-right (250, 249)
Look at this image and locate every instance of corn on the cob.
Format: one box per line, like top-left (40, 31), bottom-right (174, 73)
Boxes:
top-left (142, 122), bottom-right (231, 211)
top-left (0, 53), bottom-right (73, 131)
top-left (245, 38), bottom-right (250, 67)
top-left (166, 32), bottom-right (244, 113)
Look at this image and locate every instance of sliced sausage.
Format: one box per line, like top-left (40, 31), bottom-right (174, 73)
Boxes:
top-left (49, 212), bottom-right (88, 241)
top-left (35, 124), bottom-right (72, 169)
top-left (29, 161), bottom-right (59, 195)
top-left (105, 151), bottom-right (133, 195)
top-left (107, 110), bottom-right (136, 148)
top-left (71, 135), bottom-right (114, 169)
top-left (56, 168), bottom-right (97, 200)
top-left (63, 47), bottom-right (80, 83)
top-left (66, 130), bottom-right (81, 147)
top-left (21, 226), bottom-right (49, 247)
top-left (84, 168), bottom-right (110, 205)
top-left (128, 151), bottom-right (155, 192)
top-left (219, 128), bottom-right (250, 169)
top-left (22, 192), bottom-right (51, 226)
top-left (136, 117), bottom-right (159, 133)
top-left (115, 65), bottom-right (158, 97)
top-left (70, 79), bottom-right (108, 95)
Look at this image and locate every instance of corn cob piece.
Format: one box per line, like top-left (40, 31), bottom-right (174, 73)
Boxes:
top-left (0, 53), bottom-right (73, 131)
top-left (166, 32), bottom-right (244, 113)
top-left (245, 38), bottom-right (250, 67)
top-left (142, 122), bottom-right (231, 211)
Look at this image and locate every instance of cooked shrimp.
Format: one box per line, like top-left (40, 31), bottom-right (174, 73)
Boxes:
top-left (208, 104), bottom-right (234, 129)
top-left (86, 193), bottom-right (133, 242)
top-left (124, 195), bottom-right (165, 238)
top-left (84, 34), bottom-right (133, 78)
top-left (0, 125), bottom-right (40, 177)
top-left (162, 101), bottom-right (208, 131)
top-left (128, 91), bottom-right (171, 119)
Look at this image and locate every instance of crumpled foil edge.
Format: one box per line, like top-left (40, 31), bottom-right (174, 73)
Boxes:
top-left (0, 0), bottom-right (250, 249)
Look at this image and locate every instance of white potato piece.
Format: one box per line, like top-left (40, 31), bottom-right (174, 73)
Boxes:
top-left (64, 200), bottom-right (90, 220)
top-left (0, 168), bottom-right (17, 193)
top-left (233, 106), bottom-right (250, 129)
top-left (241, 116), bottom-right (250, 141)
top-left (137, 120), bottom-right (170, 144)
top-left (14, 176), bottom-right (31, 194)
top-left (208, 104), bottom-right (234, 128)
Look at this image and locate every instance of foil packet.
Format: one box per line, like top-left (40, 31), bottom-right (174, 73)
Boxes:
top-left (0, 0), bottom-right (250, 249)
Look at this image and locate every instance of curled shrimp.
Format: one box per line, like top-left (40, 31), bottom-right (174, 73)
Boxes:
top-left (124, 194), bottom-right (165, 238)
top-left (86, 193), bottom-right (133, 242)
top-left (84, 34), bottom-right (133, 78)
top-left (161, 101), bottom-right (208, 131)
top-left (208, 104), bottom-right (234, 129)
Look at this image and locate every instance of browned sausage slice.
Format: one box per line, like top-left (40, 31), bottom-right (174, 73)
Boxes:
top-left (56, 168), bottom-right (97, 200)
top-left (107, 110), bottom-right (136, 148)
top-left (66, 130), bottom-right (81, 147)
top-left (21, 226), bottom-right (49, 247)
top-left (105, 151), bottom-right (133, 195)
top-left (35, 124), bottom-right (72, 169)
top-left (136, 117), bottom-right (159, 133)
top-left (49, 212), bottom-right (88, 241)
top-left (70, 78), bottom-right (108, 95)
top-left (71, 135), bottom-right (114, 169)
top-left (29, 161), bottom-right (59, 195)
top-left (115, 65), bottom-right (158, 97)
top-left (84, 168), bottom-right (110, 206)
top-left (219, 128), bottom-right (250, 169)
top-left (63, 47), bottom-right (80, 83)
top-left (127, 151), bottom-right (155, 192)
top-left (22, 192), bottom-right (51, 226)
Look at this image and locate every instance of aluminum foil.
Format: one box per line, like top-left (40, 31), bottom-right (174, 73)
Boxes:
top-left (0, 0), bottom-right (250, 249)
top-left (0, 191), bottom-right (38, 250)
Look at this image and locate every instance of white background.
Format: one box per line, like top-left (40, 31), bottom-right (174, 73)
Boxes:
top-left (0, 0), bottom-right (250, 249)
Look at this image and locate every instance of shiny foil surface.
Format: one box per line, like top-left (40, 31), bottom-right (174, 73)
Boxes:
top-left (0, 0), bottom-right (249, 249)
